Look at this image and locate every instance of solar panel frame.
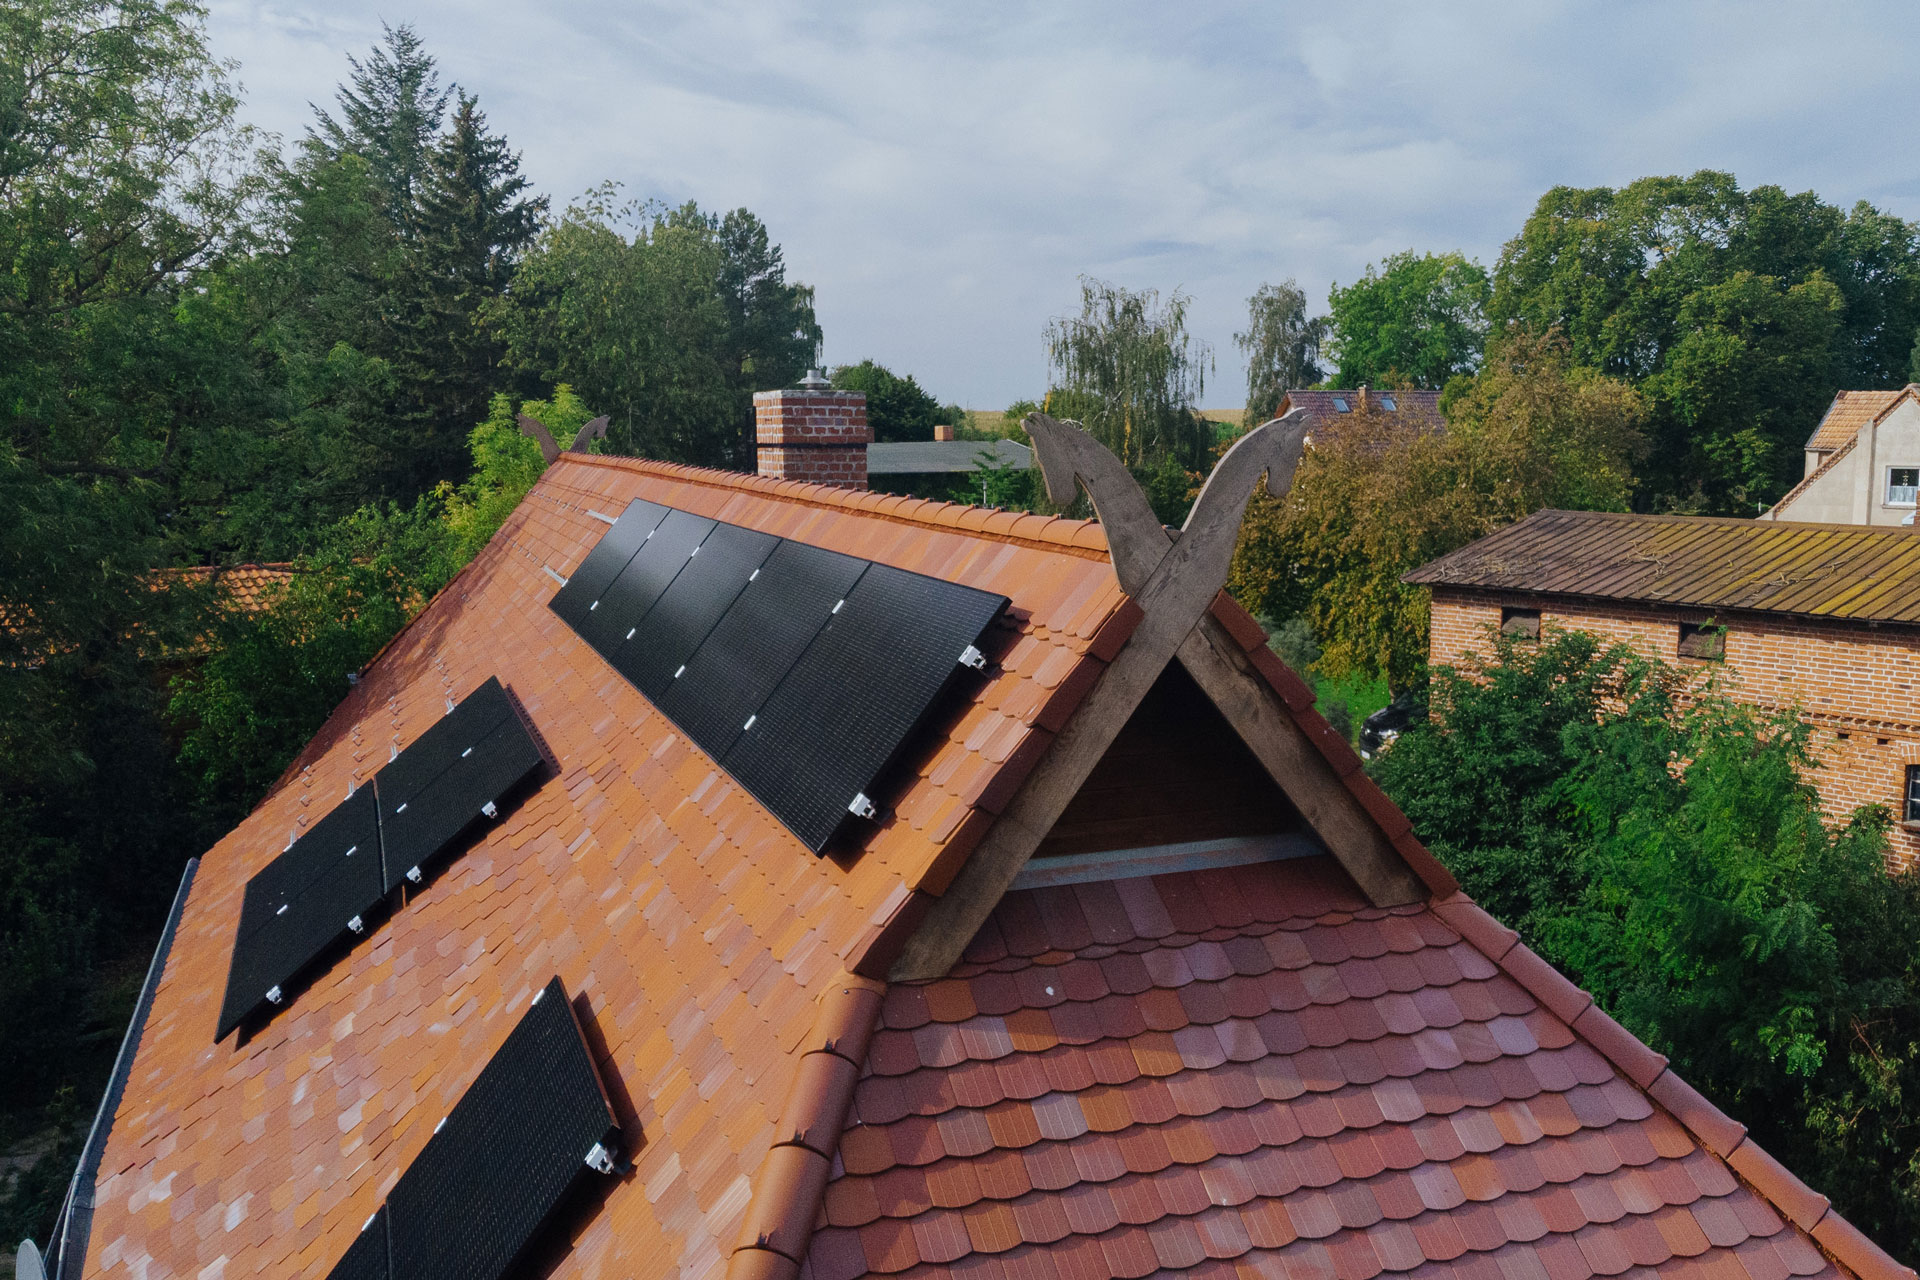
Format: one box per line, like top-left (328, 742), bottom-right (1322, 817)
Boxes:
top-left (371, 677), bottom-right (516, 825)
top-left (571, 509), bottom-right (716, 655)
top-left (608, 521), bottom-right (780, 699)
top-left (722, 563), bottom-right (1008, 850)
top-left (657, 539), bottom-right (869, 760)
top-left (218, 786), bottom-right (385, 1039)
top-left (377, 705), bottom-right (545, 893)
top-left (381, 977), bottom-right (619, 1280)
top-left (550, 501), bottom-right (1008, 852)
top-left (547, 499), bottom-right (669, 630)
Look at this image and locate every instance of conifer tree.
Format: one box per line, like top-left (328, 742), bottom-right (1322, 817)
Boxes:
top-left (392, 92), bottom-right (545, 484)
top-left (307, 22), bottom-right (450, 224)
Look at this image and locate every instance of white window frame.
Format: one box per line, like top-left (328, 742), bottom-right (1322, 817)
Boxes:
top-left (1888, 465), bottom-right (1919, 507)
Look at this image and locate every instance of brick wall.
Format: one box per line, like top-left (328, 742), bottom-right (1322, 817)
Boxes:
top-left (753, 386), bottom-right (870, 489)
top-left (1429, 589), bottom-right (1920, 871)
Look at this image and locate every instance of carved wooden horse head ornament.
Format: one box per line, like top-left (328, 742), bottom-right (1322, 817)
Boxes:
top-left (1022, 409), bottom-right (1309, 635)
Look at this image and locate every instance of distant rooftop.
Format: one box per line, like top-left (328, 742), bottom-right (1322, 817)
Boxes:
top-left (1407, 508), bottom-right (1920, 625)
top-left (868, 438), bottom-right (1033, 475)
top-left (1278, 388), bottom-right (1444, 425)
top-left (1805, 387), bottom-right (1916, 452)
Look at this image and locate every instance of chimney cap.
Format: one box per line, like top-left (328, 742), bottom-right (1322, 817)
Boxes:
top-left (799, 369), bottom-right (831, 390)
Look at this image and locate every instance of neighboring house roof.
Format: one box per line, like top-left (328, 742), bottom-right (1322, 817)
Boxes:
top-left (159, 562), bottom-right (299, 612)
top-left (1804, 389), bottom-right (1912, 453)
top-left (869, 439), bottom-right (1034, 475)
top-left (1405, 509), bottom-right (1920, 626)
top-left (1277, 389), bottom-right (1445, 428)
top-left (59, 445), bottom-right (1911, 1280)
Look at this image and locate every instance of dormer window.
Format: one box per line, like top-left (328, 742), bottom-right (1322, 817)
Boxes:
top-left (1889, 467), bottom-right (1918, 506)
top-left (1332, 397), bottom-right (1350, 412)
top-left (1380, 396), bottom-right (1397, 411)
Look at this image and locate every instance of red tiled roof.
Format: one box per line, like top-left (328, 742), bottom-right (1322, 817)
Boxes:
top-left (82, 455), bottom-right (1130, 1279)
top-left (159, 562), bottom-right (300, 613)
top-left (73, 448), bottom-right (1910, 1280)
top-left (809, 858), bottom-right (1880, 1280)
top-left (1804, 389), bottom-right (1913, 453)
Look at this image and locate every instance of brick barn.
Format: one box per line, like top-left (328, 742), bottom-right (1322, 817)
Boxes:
top-left (29, 406), bottom-right (1912, 1280)
top-left (1408, 509), bottom-right (1920, 870)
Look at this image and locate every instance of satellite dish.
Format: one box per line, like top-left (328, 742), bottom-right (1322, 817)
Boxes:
top-left (16, 1238), bottom-right (47, 1280)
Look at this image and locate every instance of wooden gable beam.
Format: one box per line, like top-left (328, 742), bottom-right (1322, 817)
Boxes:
top-left (891, 413), bottom-right (1424, 982)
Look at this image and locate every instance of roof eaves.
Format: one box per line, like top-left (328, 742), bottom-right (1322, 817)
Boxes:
top-left (1431, 888), bottom-right (1916, 1280)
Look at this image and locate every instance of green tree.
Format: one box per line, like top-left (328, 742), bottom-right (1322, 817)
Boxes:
top-left (716, 208), bottom-right (821, 459)
top-left (1229, 329), bottom-right (1644, 688)
top-left (1374, 632), bottom-right (1920, 1253)
top-left (1044, 277), bottom-right (1213, 469)
top-left (831, 360), bottom-right (946, 442)
top-left (1236, 279), bottom-right (1328, 426)
top-left (1325, 250), bottom-right (1489, 389)
top-left (307, 22), bottom-right (449, 223)
top-left (389, 91), bottom-right (545, 487)
top-left (492, 192), bottom-right (819, 468)
top-left (1489, 172), bottom-right (1920, 510)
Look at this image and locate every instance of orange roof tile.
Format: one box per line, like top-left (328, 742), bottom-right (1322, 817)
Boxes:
top-left (1804, 388), bottom-right (1915, 453)
top-left (810, 858), bottom-right (1904, 1280)
top-left (79, 455), bottom-right (1126, 1279)
top-left (69, 450), bottom-right (1911, 1280)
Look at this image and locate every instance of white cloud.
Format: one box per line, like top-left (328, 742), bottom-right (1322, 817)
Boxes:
top-left (205, 0), bottom-right (1920, 408)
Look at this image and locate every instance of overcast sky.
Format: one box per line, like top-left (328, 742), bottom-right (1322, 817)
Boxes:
top-left (204, 1), bottom-right (1920, 409)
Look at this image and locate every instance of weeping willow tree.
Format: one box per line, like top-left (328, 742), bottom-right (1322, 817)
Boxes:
top-left (1043, 277), bottom-right (1214, 469)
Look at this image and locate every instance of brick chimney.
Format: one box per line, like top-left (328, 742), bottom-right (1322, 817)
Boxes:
top-left (933, 424), bottom-right (955, 441)
top-left (753, 372), bottom-right (870, 489)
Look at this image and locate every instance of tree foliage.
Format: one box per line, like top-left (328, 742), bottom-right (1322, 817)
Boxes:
top-left (1489, 172), bottom-right (1920, 511)
top-left (1374, 632), bottom-right (1920, 1253)
top-left (1325, 250), bottom-right (1490, 389)
top-left (490, 190), bottom-right (819, 468)
top-left (1229, 329), bottom-right (1644, 688)
top-left (1045, 277), bottom-right (1213, 469)
top-left (1236, 279), bottom-right (1328, 426)
top-left (831, 360), bottom-right (961, 443)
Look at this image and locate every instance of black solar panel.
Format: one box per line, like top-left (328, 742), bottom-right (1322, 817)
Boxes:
top-left (573, 509), bottom-right (715, 655)
top-left (377, 687), bottom-right (544, 892)
top-left (723, 563), bottom-right (1008, 849)
top-left (547, 499), bottom-right (668, 630)
top-left (218, 786), bottom-right (384, 1039)
top-left (218, 677), bottom-right (547, 1042)
top-left (609, 521), bottom-right (778, 698)
top-left (380, 977), bottom-right (619, 1280)
top-left (659, 539), bottom-right (868, 759)
top-left (551, 503), bottom-right (1007, 852)
top-left (326, 1205), bottom-right (391, 1280)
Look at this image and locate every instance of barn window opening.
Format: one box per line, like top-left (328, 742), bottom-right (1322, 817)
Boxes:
top-left (1905, 765), bottom-right (1920, 824)
top-left (1677, 622), bottom-right (1726, 660)
top-left (1500, 608), bottom-right (1541, 640)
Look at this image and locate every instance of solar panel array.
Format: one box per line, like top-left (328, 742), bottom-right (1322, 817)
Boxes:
top-left (217, 678), bottom-right (544, 1040)
top-left (551, 501), bottom-right (1008, 851)
top-left (325, 977), bottom-right (621, 1280)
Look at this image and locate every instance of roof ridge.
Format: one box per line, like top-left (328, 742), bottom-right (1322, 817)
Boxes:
top-left (556, 452), bottom-right (1110, 558)
top-left (1429, 888), bottom-right (1915, 1280)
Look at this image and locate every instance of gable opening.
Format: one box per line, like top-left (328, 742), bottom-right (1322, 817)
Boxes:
top-left (1026, 661), bottom-right (1313, 872)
